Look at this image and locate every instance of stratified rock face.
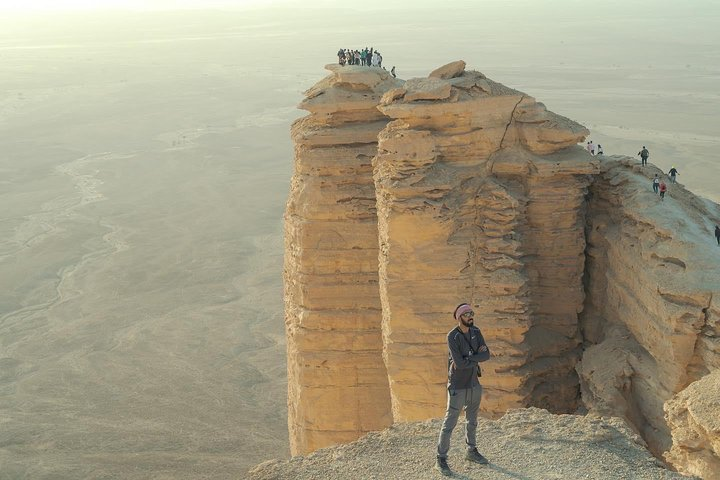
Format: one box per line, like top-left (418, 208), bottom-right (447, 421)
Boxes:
top-left (577, 157), bottom-right (720, 459)
top-left (374, 67), bottom-right (595, 420)
top-left (665, 370), bottom-right (720, 480)
top-left (285, 65), bottom-right (402, 454)
top-left (285, 62), bottom-right (720, 476)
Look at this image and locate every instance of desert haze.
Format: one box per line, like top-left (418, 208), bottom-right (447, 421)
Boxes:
top-left (0, 1), bottom-right (718, 478)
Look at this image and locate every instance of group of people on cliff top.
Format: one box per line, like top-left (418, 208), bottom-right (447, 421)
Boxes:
top-left (336, 47), bottom-right (397, 77)
top-left (638, 146), bottom-right (679, 202)
top-left (586, 142), bottom-right (682, 203)
top-left (337, 47), bottom-right (382, 67)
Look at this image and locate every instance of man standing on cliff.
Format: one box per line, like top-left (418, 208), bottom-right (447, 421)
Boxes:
top-left (435, 303), bottom-right (491, 476)
top-left (638, 146), bottom-right (649, 166)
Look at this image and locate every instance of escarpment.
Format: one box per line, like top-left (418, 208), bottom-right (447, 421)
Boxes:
top-left (577, 157), bottom-right (720, 474)
top-left (374, 69), bottom-right (596, 420)
top-left (284, 65), bottom-right (402, 454)
top-left (284, 61), bottom-right (720, 475)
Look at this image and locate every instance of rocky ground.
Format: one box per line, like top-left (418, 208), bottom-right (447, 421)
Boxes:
top-left (248, 408), bottom-right (696, 480)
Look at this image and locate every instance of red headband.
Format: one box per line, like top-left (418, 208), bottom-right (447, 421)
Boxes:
top-left (455, 304), bottom-right (472, 320)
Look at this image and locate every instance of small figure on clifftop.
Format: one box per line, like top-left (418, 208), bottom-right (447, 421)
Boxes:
top-left (391, 66), bottom-right (396, 78)
top-left (715, 225), bottom-right (720, 245)
top-left (653, 174), bottom-right (660, 194)
top-left (638, 146), bottom-right (649, 166)
top-left (596, 144), bottom-right (603, 155)
top-left (669, 166), bottom-right (679, 184)
top-left (435, 303), bottom-right (491, 476)
top-left (659, 180), bottom-right (667, 201)
top-left (586, 141), bottom-right (595, 155)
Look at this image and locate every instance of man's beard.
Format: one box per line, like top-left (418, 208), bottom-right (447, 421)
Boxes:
top-left (461, 318), bottom-right (474, 328)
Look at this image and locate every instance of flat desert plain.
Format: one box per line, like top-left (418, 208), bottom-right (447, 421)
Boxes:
top-left (0, 2), bottom-right (718, 478)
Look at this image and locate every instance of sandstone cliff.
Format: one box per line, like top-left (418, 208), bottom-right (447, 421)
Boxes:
top-left (665, 370), bottom-right (720, 480)
top-left (284, 61), bottom-right (720, 476)
top-left (284, 65), bottom-right (402, 453)
top-left (577, 156), bottom-right (720, 472)
top-left (374, 63), bottom-right (596, 422)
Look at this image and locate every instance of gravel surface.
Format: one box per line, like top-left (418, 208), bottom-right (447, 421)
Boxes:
top-left (247, 408), bottom-right (696, 480)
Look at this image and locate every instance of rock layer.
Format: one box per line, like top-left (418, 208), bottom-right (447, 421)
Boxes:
top-left (285, 62), bottom-right (720, 475)
top-left (284, 65), bottom-right (401, 454)
top-left (374, 68), bottom-right (595, 420)
top-left (577, 157), bottom-right (720, 463)
top-left (665, 370), bottom-right (720, 480)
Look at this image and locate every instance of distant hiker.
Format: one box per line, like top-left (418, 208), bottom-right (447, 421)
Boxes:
top-left (586, 141), bottom-right (595, 155)
top-left (659, 181), bottom-right (667, 201)
top-left (669, 166), bottom-right (679, 184)
top-left (652, 174), bottom-right (660, 194)
top-left (638, 146), bottom-right (649, 166)
top-left (337, 48), bottom-right (345, 64)
top-left (391, 66), bottom-right (396, 78)
top-left (596, 144), bottom-right (603, 155)
top-left (436, 303), bottom-right (490, 476)
top-left (715, 225), bottom-right (720, 245)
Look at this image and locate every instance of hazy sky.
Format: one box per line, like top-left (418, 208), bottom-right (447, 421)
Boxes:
top-left (0, 0), bottom-right (282, 12)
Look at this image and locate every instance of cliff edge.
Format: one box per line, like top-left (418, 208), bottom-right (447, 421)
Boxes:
top-left (283, 61), bottom-right (720, 477)
top-left (249, 408), bottom-right (694, 479)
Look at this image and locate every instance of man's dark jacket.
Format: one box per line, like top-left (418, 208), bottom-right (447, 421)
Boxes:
top-left (446, 325), bottom-right (490, 390)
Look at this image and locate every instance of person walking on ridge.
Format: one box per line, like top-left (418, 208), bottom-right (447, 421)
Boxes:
top-left (653, 174), bottom-right (660, 194)
top-left (596, 144), bottom-right (603, 155)
top-left (659, 180), bottom-right (667, 201)
top-left (638, 146), bottom-right (649, 166)
top-left (669, 166), bottom-right (679, 184)
top-left (435, 303), bottom-right (491, 476)
top-left (715, 225), bottom-right (720, 245)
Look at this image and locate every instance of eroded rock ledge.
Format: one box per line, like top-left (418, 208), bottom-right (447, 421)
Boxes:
top-left (249, 408), bottom-right (693, 480)
top-left (283, 62), bottom-right (720, 476)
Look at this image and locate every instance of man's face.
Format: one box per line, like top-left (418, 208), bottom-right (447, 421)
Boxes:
top-left (460, 310), bottom-right (474, 328)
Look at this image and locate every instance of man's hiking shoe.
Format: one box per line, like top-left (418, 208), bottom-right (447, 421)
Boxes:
top-left (466, 448), bottom-right (489, 465)
top-left (435, 456), bottom-right (452, 476)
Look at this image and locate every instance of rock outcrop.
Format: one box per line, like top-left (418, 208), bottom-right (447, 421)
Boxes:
top-left (284, 65), bottom-right (402, 454)
top-left (665, 370), bottom-right (720, 480)
top-left (284, 61), bottom-right (720, 476)
top-left (249, 408), bottom-right (693, 480)
top-left (577, 158), bottom-right (720, 454)
top-left (374, 67), bottom-right (596, 421)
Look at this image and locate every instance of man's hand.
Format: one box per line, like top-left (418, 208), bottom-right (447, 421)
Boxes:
top-left (477, 345), bottom-right (488, 353)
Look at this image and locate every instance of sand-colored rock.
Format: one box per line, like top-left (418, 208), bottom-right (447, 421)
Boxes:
top-left (374, 69), bottom-right (595, 421)
top-left (285, 62), bottom-right (720, 476)
top-left (249, 408), bottom-right (693, 480)
top-left (400, 77), bottom-right (453, 102)
top-left (577, 156), bottom-right (720, 463)
top-left (285, 64), bottom-right (402, 455)
top-left (429, 60), bottom-right (466, 79)
top-left (665, 370), bottom-right (720, 480)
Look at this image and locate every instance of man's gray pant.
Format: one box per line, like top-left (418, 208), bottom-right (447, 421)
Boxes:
top-left (437, 385), bottom-right (482, 458)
